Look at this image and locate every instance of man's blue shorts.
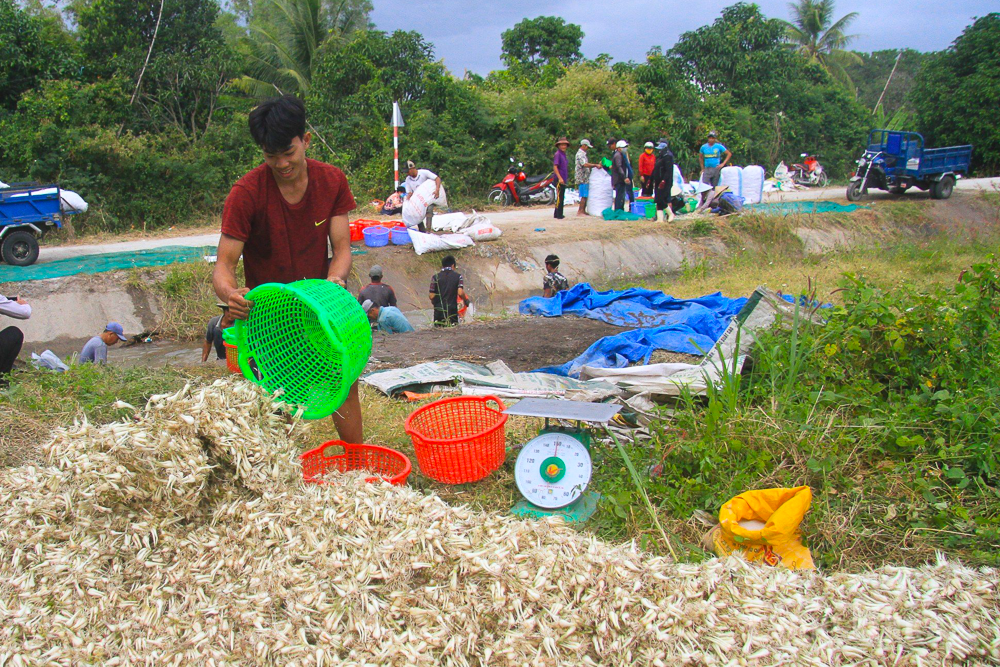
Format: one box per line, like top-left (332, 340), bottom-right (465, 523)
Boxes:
top-left (578, 183), bottom-right (589, 198)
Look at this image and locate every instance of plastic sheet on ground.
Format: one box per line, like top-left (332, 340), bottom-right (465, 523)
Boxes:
top-left (579, 288), bottom-right (817, 395)
top-left (747, 201), bottom-right (867, 215)
top-left (520, 282), bottom-right (747, 330)
top-left (0, 245), bottom-right (216, 282)
top-left (362, 359), bottom-right (618, 401)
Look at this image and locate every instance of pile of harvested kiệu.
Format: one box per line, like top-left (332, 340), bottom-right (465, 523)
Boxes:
top-left (1, 379), bottom-right (998, 665)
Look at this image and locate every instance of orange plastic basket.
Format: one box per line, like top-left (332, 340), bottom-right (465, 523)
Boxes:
top-left (223, 342), bottom-right (240, 374)
top-left (404, 396), bottom-right (507, 484)
top-left (300, 440), bottom-right (412, 486)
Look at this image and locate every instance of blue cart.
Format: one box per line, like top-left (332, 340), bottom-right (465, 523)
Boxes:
top-left (847, 130), bottom-right (973, 201)
top-left (0, 184), bottom-right (67, 266)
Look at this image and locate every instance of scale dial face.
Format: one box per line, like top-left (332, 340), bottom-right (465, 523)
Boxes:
top-left (514, 432), bottom-right (592, 509)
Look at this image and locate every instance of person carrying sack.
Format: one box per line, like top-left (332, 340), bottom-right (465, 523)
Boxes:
top-left (652, 138), bottom-right (676, 222)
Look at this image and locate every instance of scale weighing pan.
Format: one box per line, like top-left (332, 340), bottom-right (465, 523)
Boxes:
top-left (504, 399), bottom-right (621, 522)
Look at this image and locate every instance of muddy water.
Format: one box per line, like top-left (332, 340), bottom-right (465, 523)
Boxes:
top-left (113, 341), bottom-right (207, 368)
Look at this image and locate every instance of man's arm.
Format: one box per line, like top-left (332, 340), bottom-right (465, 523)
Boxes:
top-left (96, 343), bottom-right (108, 365)
top-left (458, 286), bottom-right (469, 304)
top-left (388, 287), bottom-right (397, 308)
top-left (201, 339), bottom-right (212, 363)
top-left (326, 213), bottom-right (351, 287)
top-left (433, 175), bottom-right (442, 199)
top-left (213, 234), bottom-right (251, 320)
top-left (721, 149), bottom-right (733, 169)
top-left (554, 156), bottom-right (565, 185)
top-left (0, 296), bottom-right (31, 320)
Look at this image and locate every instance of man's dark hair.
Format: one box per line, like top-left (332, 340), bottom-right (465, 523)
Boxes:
top-left (248, 95), bottom-right (306, 153)
top-left (544, 254), bottom-right (560, 268)
top-left (606, 138), bottom-right (617, 147)
top-left (442, 255), bottom-right (456, 268)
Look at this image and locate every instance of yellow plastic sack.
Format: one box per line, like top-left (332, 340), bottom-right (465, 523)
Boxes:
top-left (705, 486), bottom-right (815, 570)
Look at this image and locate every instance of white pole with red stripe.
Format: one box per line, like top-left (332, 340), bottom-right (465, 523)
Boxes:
top-left (392, 101), bottom-right (404, 189)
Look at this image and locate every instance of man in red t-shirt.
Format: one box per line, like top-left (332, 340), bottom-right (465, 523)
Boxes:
top-left (213, 95), bottom-right (363, 443)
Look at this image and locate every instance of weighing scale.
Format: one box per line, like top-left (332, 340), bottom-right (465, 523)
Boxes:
top-left (503, 398), bottom-right (621, 523)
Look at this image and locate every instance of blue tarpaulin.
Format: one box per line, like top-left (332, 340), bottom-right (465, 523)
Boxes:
top-left (520, 283), bottom-right (748, 377)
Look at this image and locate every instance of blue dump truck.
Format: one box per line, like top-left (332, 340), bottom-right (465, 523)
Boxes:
top-left (847, 130), bottom-right (973, 202)
top-left (0, 183), bottom-right (83, 266)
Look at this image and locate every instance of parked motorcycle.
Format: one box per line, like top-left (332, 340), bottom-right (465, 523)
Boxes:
top-left (487, 159), bottom-right (557, 206)
top-left (791, 153), bottom-right (829, 187)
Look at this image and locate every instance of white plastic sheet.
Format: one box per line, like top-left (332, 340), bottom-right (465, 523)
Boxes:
top-left (408, 228), bottom-right (474, 255)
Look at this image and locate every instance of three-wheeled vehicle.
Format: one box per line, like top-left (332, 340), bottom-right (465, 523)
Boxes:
top-left (0, 184), bottom-right (74, 266)
top-left (847, 130), bottom-right (973, 202)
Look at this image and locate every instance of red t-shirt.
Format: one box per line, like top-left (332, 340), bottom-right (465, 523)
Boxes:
top-left (221, 159), bottom-right (356, 289)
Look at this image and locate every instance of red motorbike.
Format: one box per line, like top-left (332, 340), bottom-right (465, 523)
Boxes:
top-left (487, 159), bottom-right (557, 206)
top-left (791, 153), bottom-right (829, 187)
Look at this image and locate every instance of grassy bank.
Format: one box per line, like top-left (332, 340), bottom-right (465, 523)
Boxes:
top-left (4, 196), bottom-right (999, 573)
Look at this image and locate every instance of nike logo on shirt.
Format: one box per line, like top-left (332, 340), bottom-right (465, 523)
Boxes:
top-left (314, 219), bottom-right (326, 227)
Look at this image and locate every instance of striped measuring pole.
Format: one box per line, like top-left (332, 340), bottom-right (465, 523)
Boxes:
top-left (391, 101), bottom-right (404, 189)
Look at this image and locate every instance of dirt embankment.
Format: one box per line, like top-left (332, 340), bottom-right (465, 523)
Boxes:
top-left (3, 193), bottom-right (997, 351)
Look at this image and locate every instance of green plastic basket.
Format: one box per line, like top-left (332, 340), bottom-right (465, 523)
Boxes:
top-left (234, 280), bottom-right (372, 419)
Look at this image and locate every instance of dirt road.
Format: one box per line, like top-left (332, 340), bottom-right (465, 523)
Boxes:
top-left (36, 176), bottom-right (1000, 265)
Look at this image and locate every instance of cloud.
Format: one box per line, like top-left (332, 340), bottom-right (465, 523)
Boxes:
top-left (371, 1), bottom-right (994, 75)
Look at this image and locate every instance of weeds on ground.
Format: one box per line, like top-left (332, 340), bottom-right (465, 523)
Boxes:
top-left (683, 219), bottom-right (715, 237)
top-left (597, 257), bottom-right (1000, 570)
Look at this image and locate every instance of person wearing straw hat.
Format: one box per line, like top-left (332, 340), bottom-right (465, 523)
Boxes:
top-left (214, 94), bottom-right (364, 444)
top-left (552, 137), bottom-right (570, 220)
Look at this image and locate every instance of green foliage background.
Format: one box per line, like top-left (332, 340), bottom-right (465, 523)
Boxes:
top-left (0, 0), bottom-right (995, 234)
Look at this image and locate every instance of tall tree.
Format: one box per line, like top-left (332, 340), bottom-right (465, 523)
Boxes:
top-left (0, 0), bottom-right (74, 109)
top-left (846, 49), bottom-right (927, 114)
top-left (75, 0), bottom-right (222, 79)
top-left (501, 16), bottom-right (583, 72)
top-left (233, 0), bottom-right (372, 98)
top-left (780, 0), bottom-right (862, 89)
top-left (911, 13), bottom-right (1000, 171)
top-left (671, 3), bottom-right (798, 107)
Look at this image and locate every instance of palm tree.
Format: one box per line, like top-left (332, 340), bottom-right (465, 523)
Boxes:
top-left (781, 0), bottom-right (863, 90)
top-left (232, 0), bottom-right (371, 99)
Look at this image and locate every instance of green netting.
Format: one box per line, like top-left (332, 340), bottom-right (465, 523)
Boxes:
top-left (0, 245), bottom-right (216, 283)
top-left (0, 244), bottom-right (369, 284)
top-left (235, 279), bottom-right (372, 419)
top-left (746, 201), bottom-right (868, 216)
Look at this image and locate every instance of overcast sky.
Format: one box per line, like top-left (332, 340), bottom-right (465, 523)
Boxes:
top-left (370, 0), bottom-right (994, 75)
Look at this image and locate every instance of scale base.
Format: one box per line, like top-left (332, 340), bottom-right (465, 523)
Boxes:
top-left (511, 491), bottom-right (601, 523)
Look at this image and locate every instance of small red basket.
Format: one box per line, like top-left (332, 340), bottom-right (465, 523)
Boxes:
top-left (300, 440), bottom-right (412, 486)
top-left (404, 396), bottom-right (507, 484)
top-left (223, 342), bottom-right (240, 374)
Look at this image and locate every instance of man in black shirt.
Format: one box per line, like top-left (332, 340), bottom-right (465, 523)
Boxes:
top-left (429, 255), bottom-right (469, 326)
top-left (358, 265), bottom-right (397, 308)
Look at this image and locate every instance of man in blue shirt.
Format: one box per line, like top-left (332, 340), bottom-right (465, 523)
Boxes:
top-left (699, 131), bottom-right (732, 188)
top-left (362, 300), bottom-right (415, 334)
top-left (80, 322), bottom-right (127, 364)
